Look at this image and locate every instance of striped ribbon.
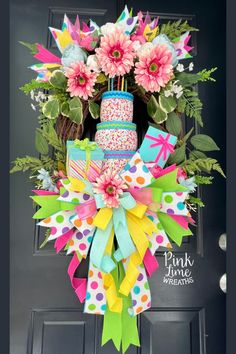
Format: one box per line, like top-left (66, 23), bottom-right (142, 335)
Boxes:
top-left (104, 150), bottom-right (136, 159)
top-left (97, 121), bottom-right (136, 131)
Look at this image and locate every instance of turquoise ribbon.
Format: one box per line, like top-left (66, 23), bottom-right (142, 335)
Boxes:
top-left (90, 219), bottom-right (116, 273)
top-left (90, 193), bottom-right (137, 272)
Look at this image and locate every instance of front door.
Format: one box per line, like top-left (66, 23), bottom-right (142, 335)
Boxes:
top-left (10, 0), bottom-right (226, 353)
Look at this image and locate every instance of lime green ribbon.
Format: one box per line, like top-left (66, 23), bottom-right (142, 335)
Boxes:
top-left (74, 138), bottom-right (98, 174)
top-left (31, 195), bottom-right (75, 219)
top-left (102, 261), bottom-right (140, 353)
top-left (149, 169), bottom-right (193, 246)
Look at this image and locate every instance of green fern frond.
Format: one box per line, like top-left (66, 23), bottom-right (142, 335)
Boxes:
top-left (20, 79), bottom-right (52, 95)
top-left (183, 158), bottom-right (225, 177)
top-left (182, 89), bottom-right (203, 126)
top-left (197, 67), bottom-right (217, 82)
top-left (160, 19), bottom-right (198, 40)
top-left (194, 175), bottom-right (214, 185)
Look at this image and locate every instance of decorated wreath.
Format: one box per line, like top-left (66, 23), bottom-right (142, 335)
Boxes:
top-left (11, 6), bottom-right (224, 353)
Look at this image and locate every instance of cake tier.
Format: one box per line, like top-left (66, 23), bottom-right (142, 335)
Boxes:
top-left (102, 159), bottom-right (130, 172)
top-left (95, 121), bottom-right (137, 151)
top-left (100, 91), bottom-right (134, 122)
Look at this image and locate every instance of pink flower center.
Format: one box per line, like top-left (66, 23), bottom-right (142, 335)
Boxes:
top-left (75, 75), bottom-right (86, 86)
top-left (148, 60), bottom-right (159, 75)
top-left (109, 45), bottom-right (124, 62)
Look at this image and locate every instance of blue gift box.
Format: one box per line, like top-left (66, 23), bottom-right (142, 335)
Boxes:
top-left (66, 139), bottom-right (104, 182)
top-left (139, 126), bottom-right (177, 167)
top-left (67, 140), bottom-right (104, 161)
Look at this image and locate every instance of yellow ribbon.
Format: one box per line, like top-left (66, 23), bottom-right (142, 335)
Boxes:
top-left (93, 207), bottom-right (113, 230)
top-left (68, 176), bottom-right (86, 192)
top-left (102, 229), bottom-right (123, 313)
top-left (119, 213), bottom-right (158, 296)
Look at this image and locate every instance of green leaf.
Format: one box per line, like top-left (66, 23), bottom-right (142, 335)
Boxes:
top-left (68, 97), bottom-right (83, 124)
top-left (69, 97), bottom-right (83, 110)
top-left (35, 130), bottom-right (49, 155)
top-left (19, 41), bottom-right (38, 54)
top-left (96, 73), bottom-right (107, 83)
top-left (42, 99), bottom-right (60, 119)
top-left (176, 95), bottom-right (186, 113)
top-left (189, 150), bottom-right (207, 159)
top-left (49, 70), bottom-right (67, 89)
top-left (68, 109), bottom-right (83, 124)
top-left (183, 127), bottom-right (194, 142)
top-left (168, 143), bottom-right (186, 164)
top-left (39, 228), bottom-right (51, 249)
top-left (166, 112), bottom-right (182, 136)
top-left (88, 101), bottom-right (100, 119)
top-left (147, 95), bottom-right (167, 124)
top-left (175, 72), bottom-right (200, 86)
top-left (190, 134), bottom-right (220, 151)
top-left (159, 95), bottom-right (177, 113)
top-left (61, 102), bottom-right (70, 117)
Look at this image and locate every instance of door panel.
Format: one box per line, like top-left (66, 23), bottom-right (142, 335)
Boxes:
top-left (10, 0), bottom-right (226, 353)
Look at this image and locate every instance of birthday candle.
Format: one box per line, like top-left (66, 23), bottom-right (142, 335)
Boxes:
top-left (118, 76), bottom-right (120, 91)
top-left (121, 77), bottom-right (124, 91)
top-left (111, 78), bottom-right (114, 91)
top-left (108, 78), bottom-right (110, 91)
top-left (125, 79), bottom-right (128, 92)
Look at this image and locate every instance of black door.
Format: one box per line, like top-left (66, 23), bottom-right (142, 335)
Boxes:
top-left (10, 0), bottom-right (226, 353)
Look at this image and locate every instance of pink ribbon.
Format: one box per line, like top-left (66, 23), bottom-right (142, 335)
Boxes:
top-left (75, 198), bottom-right (97, 220)
top-left (32, 189), bottom-right (58, 196)
top-left (68, 253), bottom-right (87, 303)
top-left (34, 44), bottom-right (61, 63)
top-left (146, 133), bottom-right (175, 163)
top-left (54, 229), bottom-right (74, 253)
top-left (127, 187), bottom-right (153, 205)
top-left (170, 215), bottom-right (195, 229)
top-left (143, 249), bottom-right (159, 277)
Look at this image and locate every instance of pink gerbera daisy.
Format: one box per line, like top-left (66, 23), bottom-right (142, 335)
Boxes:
top-left (134, 44), bottom-right (173, 92)
top-left (65, 61), bottom-right (97, 100)
top-left (95, 28), bottom-right (136, 78)
top-left (93, 169), bottom-right (127, 208)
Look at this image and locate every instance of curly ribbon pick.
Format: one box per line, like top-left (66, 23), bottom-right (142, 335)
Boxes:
top-left (145, 133), bottom-right (175, 163)
top-left (74, 138), bottom-right (98, 175)
top-left (67, 252), bottom-right (87, 303)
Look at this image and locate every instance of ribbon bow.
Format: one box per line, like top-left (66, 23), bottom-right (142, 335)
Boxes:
top-left (74, 138), bottom-right (98, 174)
top-left (146, 133), bottom-right (175, 163)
